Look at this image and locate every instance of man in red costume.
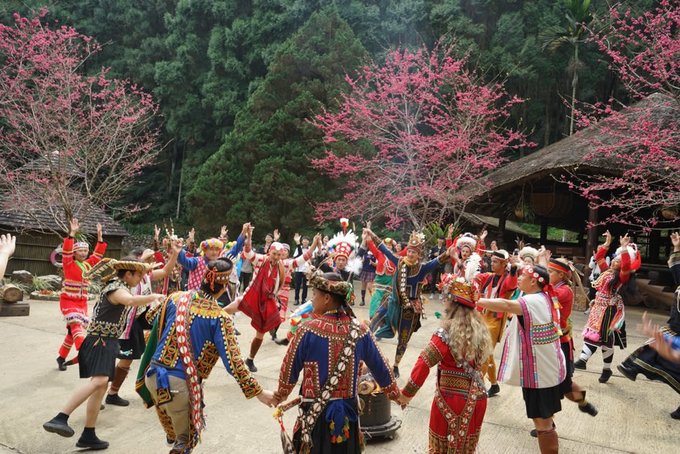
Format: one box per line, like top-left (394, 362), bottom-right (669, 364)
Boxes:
top-left (57, 218), bottom-right (107, 371)
top-left (226, 225), bottom-right (286, 372)
top-left (474, 249), bottom-right (517, 396)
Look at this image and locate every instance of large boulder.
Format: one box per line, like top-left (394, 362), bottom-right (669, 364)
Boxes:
top-left (38, 275), bottom-right (63, 291)
top-left (11, 270), bottom-right (33, 285)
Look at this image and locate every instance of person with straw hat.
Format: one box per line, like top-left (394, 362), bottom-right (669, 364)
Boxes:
top-left (43, 257), bottom-right (165, 450)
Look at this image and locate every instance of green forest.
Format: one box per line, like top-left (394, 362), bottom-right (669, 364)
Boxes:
top-left (0, 0), bottom-right (657, 238)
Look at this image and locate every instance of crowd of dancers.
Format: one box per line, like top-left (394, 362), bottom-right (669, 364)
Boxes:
top-left (0, 217), bottom-right (678, 454)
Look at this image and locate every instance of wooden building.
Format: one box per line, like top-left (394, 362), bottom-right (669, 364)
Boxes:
top-left (465, 93), bottom-right (678, 308)
top-left (0, 208), bottom-right (127, 277)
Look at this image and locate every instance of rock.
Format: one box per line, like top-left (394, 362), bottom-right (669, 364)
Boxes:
top-left (11, 270), bottom-right (33, 285)
top-left (38, 275), bottom-right (63, 291)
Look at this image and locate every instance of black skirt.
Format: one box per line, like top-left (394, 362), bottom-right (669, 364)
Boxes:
top-left (79, 335), bottom-right (120, 380)
top-left (559, 341), bottom-right (574, 394)
top-left (117, 318), bottom-right (146, 360)
top-left (522, 385), bottom-right (563, 419)
top-left (293, 402), bottom-right (362, 454)
top-left (623, 344), bottom-right (680, 394)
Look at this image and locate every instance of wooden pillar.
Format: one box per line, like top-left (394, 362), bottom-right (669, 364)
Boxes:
top-left (649, 229), bottom-right (660, 264)
top-left (498, 212), bottom-right (507, 241)
top-left (586, 207), bottom-right (598, 260)
top-left (540, 219), bottom-right (548, 245)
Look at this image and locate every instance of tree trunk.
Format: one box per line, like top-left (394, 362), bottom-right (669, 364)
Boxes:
top-left (569, 42), bottom-right (579, 136)
top-left (175, 144), bottom-right (185, 219)
top-left (0, 284), bottom-right (24, 303)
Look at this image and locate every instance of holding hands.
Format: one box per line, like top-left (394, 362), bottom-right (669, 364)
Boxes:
top-left (256, 390), bottom-right (278, 408)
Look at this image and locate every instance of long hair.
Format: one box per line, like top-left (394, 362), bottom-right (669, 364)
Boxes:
top-left (441, 303), bottom-right (492, 367)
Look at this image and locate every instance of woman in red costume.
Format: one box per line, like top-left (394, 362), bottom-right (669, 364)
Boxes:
top-left (57, 218), bottom-right (107, 370)
top-left (398, 269), bottom-right (492, 454)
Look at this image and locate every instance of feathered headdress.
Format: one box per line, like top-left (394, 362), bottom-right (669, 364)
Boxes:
top-left (614, 243), bottom-right (642, 271)
top-left (454, 233), bottom-right (477, 252)
top-left (406, 231), bottom-right (425, 252)
top-left (327, 230), bottom-right (357, 260)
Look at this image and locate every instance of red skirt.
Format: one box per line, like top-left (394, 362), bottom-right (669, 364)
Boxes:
top-left (428, 391), bottom-right (486, 454)
top-left (240, 294), bottom-right (281, 333)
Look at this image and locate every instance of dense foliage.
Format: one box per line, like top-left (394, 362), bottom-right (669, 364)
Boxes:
top-left (0, 0), bottom-right (661, 237)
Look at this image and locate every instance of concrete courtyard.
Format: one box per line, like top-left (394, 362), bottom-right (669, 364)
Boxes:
top-left (0, 292), bottom-right (677, 453)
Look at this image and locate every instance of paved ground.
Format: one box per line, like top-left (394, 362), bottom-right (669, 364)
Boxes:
top-left (0, 291), bottom-right (677, 454)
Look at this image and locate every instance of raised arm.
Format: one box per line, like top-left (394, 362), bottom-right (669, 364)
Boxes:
top-left (0, 234), bottom-right (16, 278)
top-left (85, 223), bottom-right (107, 266)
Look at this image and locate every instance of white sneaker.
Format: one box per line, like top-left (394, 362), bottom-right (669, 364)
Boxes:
top-left (429, 293), bottom-right (434, 299)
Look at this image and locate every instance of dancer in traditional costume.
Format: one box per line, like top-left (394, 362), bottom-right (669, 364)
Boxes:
top-left (57, 218), bottom-right (107, 371)
top-left (136, 258), bottom-right (275, 453)
top-left (398, 268), bottom-right (492, 454)
top-left (319, 226), bottom-right (361, 285)
top-left (105, 241), bottom-right (181, 407)
top-left (474, 249), bottom-right (517, 396)
top-left (361, 232), bottom-right (396, 319)
top-left (618, 231), bottom-right (680, 419)
top-left (271, 234), bottom-right (322, 345)
top-left (477, 265), bottom-right (566, 454)
top-left (275, 271), bottom-right (400, 454)
top-left (227, 227), bottom-right (318, 371)
top-left (521, 256), bottom-right (597, 438)
top-left (366, 228), bottom-right (452, 378)
top-left (43, 258), bottom-right (165, 450)
top-left (177, 223), bottom-right (248, 292)
top-left (574, 231), bottom-right (639, 383)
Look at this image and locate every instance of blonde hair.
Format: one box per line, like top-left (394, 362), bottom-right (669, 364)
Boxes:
top-left (441, 303), bottom-right (492, 367)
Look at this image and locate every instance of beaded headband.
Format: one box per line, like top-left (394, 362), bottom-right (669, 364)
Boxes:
top-left (203, 265), bottom-right (232, 292)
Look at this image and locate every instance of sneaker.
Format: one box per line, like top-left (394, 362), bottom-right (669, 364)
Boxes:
top-left (360, 301), bottom-right (365, 306)
top-left (599, 368), bottom-right (613, 383)
top-left (578, 402), bottom-right (598, 416)
top-left (166, 436), bottom-right (175, 446)
top-left (429, 293), bottom-right (434, 299)
top-left (671, 406), bottom-right (680, 420)
top-left (43, 417), bottom-right (74, 438)
top-left (274, 338), bottom-right (289, 346)
top-left (105, 394), bottom-right (130, 407)
top-left (294, 300), bottom-right (300, 306)
top-left (487, 384), bottom-right (500, 397)
top-left (617, 364), bottom-right (637, 382)
top-left (56, 357), bottom-right (67, 371)
top-left (245, 358), bottom-right (257, 373)
top-left (76, 433), bottom-right (109, 450)
top-left (573, 359), bottom-right (587, 370)
top-left (393, 366), bottom-right (400, 379)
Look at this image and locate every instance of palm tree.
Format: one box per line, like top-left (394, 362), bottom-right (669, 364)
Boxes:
top-left (542, 0), bottom-right (593, 136)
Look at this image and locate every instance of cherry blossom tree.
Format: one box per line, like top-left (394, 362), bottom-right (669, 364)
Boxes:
top-left (569, 0), bottom-right (679, 229)
top-left (312, 43), bottom-right (531, 230)
top-left (0, 10), bottom-right (160, 235)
